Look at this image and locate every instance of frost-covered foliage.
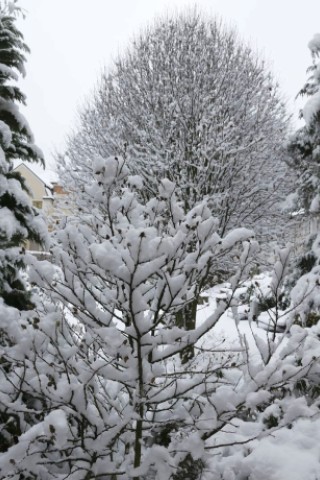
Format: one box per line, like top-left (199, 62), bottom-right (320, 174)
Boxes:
top-left (3, 156), bottom-right (320, 480)
top-left (60, 12), bottom-right (291, 244)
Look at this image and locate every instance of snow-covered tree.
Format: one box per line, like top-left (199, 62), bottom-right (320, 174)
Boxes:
top-left (0, 1), bottom-right (45, 309)
top-left (3, 156), bottom-right (320, 480)
top-left (60, 12), bottom-right (291, 243)
top-left (0, 1), bottom-right (46, 454)
top-left (286, 34), bottom-right (320, 325)
top-left (59, 11), bottom-right (293, 341)
top-left (288, 33), bottom-right (320, 215)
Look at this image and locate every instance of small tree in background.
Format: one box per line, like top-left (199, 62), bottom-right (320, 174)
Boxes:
top-left (0, 0), bottom-right (46, 454)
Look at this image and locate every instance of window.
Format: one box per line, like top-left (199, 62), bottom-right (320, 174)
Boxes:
top-left (32, 200), bottom-right (43, 209)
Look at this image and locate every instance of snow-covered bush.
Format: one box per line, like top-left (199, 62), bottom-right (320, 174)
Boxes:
top-left (1, 156), bottom-right (319, 479)
top-left (229, 247), bottom-right (291, 338)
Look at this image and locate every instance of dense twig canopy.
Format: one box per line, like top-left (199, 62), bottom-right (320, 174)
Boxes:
top-left (62, 12), bottom-right (291, 242)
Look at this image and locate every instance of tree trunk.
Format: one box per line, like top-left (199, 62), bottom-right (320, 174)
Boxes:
top-left (176, 297), bottom-right (198, 364)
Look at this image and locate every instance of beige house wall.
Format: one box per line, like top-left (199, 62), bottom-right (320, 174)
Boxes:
top-left (14, 163), bottom-right (47, 202)
top-left (13, 163), bottom-right (71, 252)
top-left (14, 163), bottom-right (52, 252)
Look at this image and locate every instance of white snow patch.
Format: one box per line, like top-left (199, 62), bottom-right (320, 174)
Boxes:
top-left (310, 194), bottom-right (320, 212)
top-left (303, 90), bottom-right (320, 125)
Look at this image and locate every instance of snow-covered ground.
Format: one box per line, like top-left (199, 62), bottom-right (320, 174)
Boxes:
top-left (197, 284), bottom-right (260, 342)
top-left (195, 276), bottom-right (320, 480)
top-left (196, 273), bottom-right (288, 352)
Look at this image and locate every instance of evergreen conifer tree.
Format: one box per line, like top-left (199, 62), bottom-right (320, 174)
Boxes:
top-left (0, 0), bottom-right (46, 454)
top-left (0, 1), bottom-right (45, 310)
top-left (288, 33), bottom-right (320, 214)
top-left (287, 34), bottom-right (320, 324)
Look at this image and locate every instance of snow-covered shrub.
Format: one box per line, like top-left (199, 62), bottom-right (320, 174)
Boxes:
top-left (231, 247), bottom-right (291, 337)
top-left (2, 157), bottom-right (320, 480)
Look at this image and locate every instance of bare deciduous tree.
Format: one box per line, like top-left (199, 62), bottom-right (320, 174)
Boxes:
top-left (61, 12), bottom-right (291, 242)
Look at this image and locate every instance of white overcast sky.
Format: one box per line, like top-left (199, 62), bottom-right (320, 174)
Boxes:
top-left (15, 0), bottom-right (320, 171)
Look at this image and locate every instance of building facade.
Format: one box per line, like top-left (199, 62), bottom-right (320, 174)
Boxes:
top-left (13, 162), bottom-right (69, 251)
